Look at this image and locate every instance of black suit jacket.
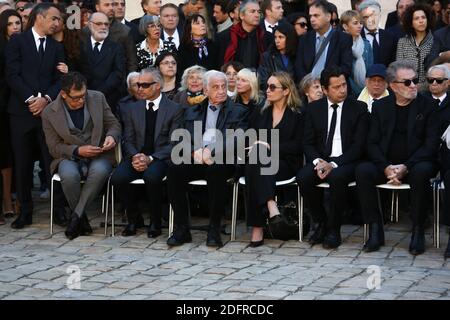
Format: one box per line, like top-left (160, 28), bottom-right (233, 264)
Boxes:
top-left (361, 28), bottom-right (397, 67)
top-left (367, 94), bottom-right (440, 171)
top-left (179, 97), bottom-right (249, 161)
top-left (303, 97), bottom-right (369, 166)
top-left (250, 106), bottom-right (304, 173)
top-left (125, 19), bottom-right (144, 44)
top-left (427, 26), bottom-right (450, 66)
top-left (295, 29), bottom-right (353, 81)
top-left (258, 51), bottom-right (296, 90)
top-left (385, 11), bottom-right (398, 30)
top-left (79, 36), bottom-right (126, 112)
top-left (122, 96), bottom-right (183, 161)
top-left (5, 30), bottom-right (65, 117)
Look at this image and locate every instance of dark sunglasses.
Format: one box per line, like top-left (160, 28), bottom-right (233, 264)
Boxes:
top-left (426, 77), bottom-right (448, 84)
top-left (393, 78), bottom-right (419, 87)
top-left (137, 81), bottom-right (157, 89)
top-left (267, 84), bottom-right (284, 92)
top-left (17, 6), bottom-right (25, 12)
top-left (331, 18), bottom-right (340, 26)
top-left (295, 22), bottom-right (308, 28)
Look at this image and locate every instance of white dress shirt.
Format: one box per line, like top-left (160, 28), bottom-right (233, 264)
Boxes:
top-left (364, 27), bottom-right (380, 49)
top-left (31, 27), bottom-right (46, 52)
top-left (264, 19), bottom-right (278, 33)
top-left (432, 92), bottom-right (447, 106)
top-left (91, 37), bottom-right (105, 51)
top-left (163, 29), bottom-right (180, 49)
top-left (146, 94), bottom-right (162, 111)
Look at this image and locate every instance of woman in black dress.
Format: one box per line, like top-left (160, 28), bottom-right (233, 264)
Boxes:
top-left (0, 9), bottom-right (22, 220)
top-left (245, 71), bottom-right (304, 247)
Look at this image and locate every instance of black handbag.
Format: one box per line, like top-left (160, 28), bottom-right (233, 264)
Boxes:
top-left (264, 201), bottom-right (310, 241)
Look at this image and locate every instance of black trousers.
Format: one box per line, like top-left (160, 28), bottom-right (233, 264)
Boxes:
top-left (10, 115), bottom-right (51, 216)
top-left (296, 163), bottom-right (356, 230)
top-left (355, 161), bottom-right (437, 226)
top-left (167, 163), bottom-right (235, 230)
top-left (245, 159), bottom-right (295, 227)
top-left (443, 169), bottom-right (450, 227)
top-left (111, 159), bottom-right (168, 225)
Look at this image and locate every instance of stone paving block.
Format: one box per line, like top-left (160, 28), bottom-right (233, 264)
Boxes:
top-left (95, 288), bottom-right (129, 297)
top-left (254, 290), bottom-right (290, 299)
top-left (399, 291), bottom-right (442, 300)
top-left (109, 281), bottom-right (143, 290)
top-left (332, 287), bottom-right (369, 295)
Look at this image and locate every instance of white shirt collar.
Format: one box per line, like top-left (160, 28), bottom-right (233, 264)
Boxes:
top-left (432, 92), bottom-right (447, 103)
top-left (327, 99), bottom-right (344, 109)
top-left (146, 94), bottom-right (162, 111)
top-left (264, 19), bottom-right (278, 33)
top-left (140, 38), bottom-right (164, 51)
top-left (120, 19), bottom-right (126, 25)
top-left (163, 29), bottom-right (180, 47)
top-left (31, 27), bottom-right (46, 50)
top-left (91, 36), bottom-right (105, 49)
top-left (364, 27), bottom-right (379, 35)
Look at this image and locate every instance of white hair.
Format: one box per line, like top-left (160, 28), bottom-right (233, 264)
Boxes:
top-left (126, 72), bottom-right (140, 89)
top-left (358, 0), bottom-right (381, 13)
top-left (203, 70), bottom-right (228, 89)
top-left (428, 64), bottom-right (450, 79)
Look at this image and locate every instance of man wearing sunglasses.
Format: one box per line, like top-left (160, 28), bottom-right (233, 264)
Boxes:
top-left (425, 64), bottom-right (450, 108)
top-left (167, 70), bottom-right (249, 248)
top-left (111, 68), bottom-right (183, 239)
top-left (41, 72), bottom-right (121, 240)
top-left (356, 60), bottom-right (441, 255)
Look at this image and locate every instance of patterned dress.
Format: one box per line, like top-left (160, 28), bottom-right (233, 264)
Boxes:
top-left (136, 38), bottom-right (176, 71)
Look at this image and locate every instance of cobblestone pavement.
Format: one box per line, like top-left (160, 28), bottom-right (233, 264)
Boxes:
top-left (1, 195), bottom-right (450, 300)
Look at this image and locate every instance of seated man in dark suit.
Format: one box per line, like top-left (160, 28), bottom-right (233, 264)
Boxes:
top-left (427, 25), bottom-right (450, 67)
top-left (111, 68), bottom-right (183, 238)
top-left (296, 66), bottom-right (369, 249)
top-left (80, 12), bottom-right (126, 115)
top-left (42, 72), bottom-right (121, 240)
top-left (355, 60), bottom-right (440, 255)
top-left (295, 0), bottom-right (353, 81)
top-left (167, 70), bottom-right (249, 247)
top-left (441, 108), bottom-right (450, 259)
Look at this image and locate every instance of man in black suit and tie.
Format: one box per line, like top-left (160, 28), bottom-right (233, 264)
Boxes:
top-left (355, 60), bottom-right (440, 255)
top-left (160, 3), bottom-right (183, 50)
top-left (260, 0), bottom-right (285, 48)
top-left (167, 70), bottom-right (249, 248)
top-left (296, 66), bottom-right (369, 249)
top-left (111, 68), bottom-right (183, 238)
top-left (114, 0), bottom-right (141, 44)
top-left (5, 3), bottom-right (65, 229)
top-left (295, 0), bottom-right (353, 81)
top-left (359, 0), bottom-right (397, 67)
top-left (425, 64), bottom-right (450, 109)
top-left (79, 12), bottom-right (126, 115)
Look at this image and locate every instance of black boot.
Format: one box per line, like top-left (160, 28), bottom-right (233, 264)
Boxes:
top-left (308, 222), bottom-right (327, 245)
top-left (11, 212), bottom-right (32, 229)
top-left (79, 213), bottom-right (92, 236)
top-left (363, 222), bottom-right (385, 252)
top-left (65, 212), bottom-right (81, 240)
top-left (409, 225), bottom-right (425, 256)
top-left (444, 237), bottom-right (450, 259)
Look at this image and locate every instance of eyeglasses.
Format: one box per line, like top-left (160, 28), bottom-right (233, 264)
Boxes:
top-left (393, 78), bottom-right (419, 86)
top-left (267, 84), bottom-right (284, 91)
top-left (160, 61), bottom-right (177, 66)
top-left (137, 81), bottom-right (157, 89)
top-left (295, 22), bottom-right (308, 28)
top-left (148, 23), bottom-right (161, 29)
top-left (66, 92), bottom-right (86, 102)
top-left (426, 77), bottom-right (448, 84)
top-left (91, 21), bottom-right (110, 27)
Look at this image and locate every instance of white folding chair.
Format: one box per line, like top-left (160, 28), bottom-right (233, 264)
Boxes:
top-left (49, 173), bottom-right (107, 236)
top-left (230, 177), bottom-right (304, 242)
top-left (434, 181), bottom-right (444, 248)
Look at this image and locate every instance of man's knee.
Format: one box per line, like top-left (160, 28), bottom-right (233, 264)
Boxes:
top-left (408, 162), bottom-right (436, 184)
top-left (89, 159), bottom-right (112, 180)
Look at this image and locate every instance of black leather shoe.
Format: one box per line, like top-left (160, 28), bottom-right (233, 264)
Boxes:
top-left (444, 237), bottom-right (450, 259)
top-left (11, 213), bottom-right (32, 229)
top-left (206, 228), bottom-right (223, 247)
top-left (65, 212), bottom-right (81, 240)
top-left (167, 226), bottom-right (192, 246)
top-left (147, 223), bottom-right (161, 238)
top-left (249, 239), bottom-right (264, 248)
top-left (409, 226), bottom-right (425, 256)
top-left (79, 213), bottom-right (92, 236)
top-left (322, 230), bottom-right (342, 249)
top-left (363, 222), bottom-right (385, 252)
top-left (308, 222), bottom-right (326, 245)
top-left (121, 223), bottom-right (137, 236)
top-left (53, 207), bottom-right (67, 227)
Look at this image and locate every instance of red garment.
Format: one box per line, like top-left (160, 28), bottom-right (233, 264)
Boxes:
top-left (223, 23), bottom-right (266, 63)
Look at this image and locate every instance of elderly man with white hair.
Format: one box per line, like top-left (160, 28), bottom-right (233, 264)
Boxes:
top-left (167, 70), bottom-right (249, 248)
top-left (358, 0), bottom-right (397, 67)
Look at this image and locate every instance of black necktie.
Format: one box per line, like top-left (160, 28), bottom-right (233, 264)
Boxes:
top-left (38, 37), bottom-right (45, 60)
top-left (269, 25), bottom-right (275, 33)
top-left (325, 104), bottom-right (338, 157)
top-left (147, 101), bottom-right (155, 111)
top-left (209, 105), bottom-right (217, 111)
top-left (93, 42), bottom-right (101, 56)
top-left (369, 32), bottom-right (380, 64)
top-left (435, 98), bottom-right (441, 106)
top-left (167, 36), bottom-right (174, 43)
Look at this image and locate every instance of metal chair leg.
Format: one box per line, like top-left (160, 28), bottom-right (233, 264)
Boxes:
top-left (231, 182), bottom-right (238, 241)
top-left (111, 185), bottom-right (115, 237)
top-left (390, 191), bottom-right (395, 223)
top-left (363, 224), bottom-right (368, 244)
top-left (395, 191), bottom-right (399, 223)
top-left (168, 204), bottom-right (174, 237)
top-left (50, 178), bottom-right (54, 235)
top-left (297, 184), bottom-right (303, 242)
top-left (437, 185), bottom-right (441, 249)
top-left (105, 181), bottom-right (110, 236)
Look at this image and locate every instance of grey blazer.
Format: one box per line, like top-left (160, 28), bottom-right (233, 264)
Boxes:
top-left (41, 90), bottom-right (122, 174)
top-left (122, 95), bottom-right (183, 161)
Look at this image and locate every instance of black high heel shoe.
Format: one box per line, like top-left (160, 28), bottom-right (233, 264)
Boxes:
top-left (249, 239), bottom-right (264, 248)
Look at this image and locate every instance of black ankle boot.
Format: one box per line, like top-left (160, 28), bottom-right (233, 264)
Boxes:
top-left (409, 225), bottom-right (425, 256)
top-left (363, 222), bottom-right (385, 252)
top-left (65, 212), bottom-right (81, 240)
top-left (79, 213), bottom-right (92, 236)
top-left (444, 237), bottom-right (450, 259)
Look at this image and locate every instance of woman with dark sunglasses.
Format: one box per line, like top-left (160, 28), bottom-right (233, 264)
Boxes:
top-left (396, 3), bottom-right (435, 87)
top-left (286, 12), bottom-right (309, 37)
top-left (258, 21), bottom-right (298, 92)
top-left (244, 72), bottom-right (304, 247)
